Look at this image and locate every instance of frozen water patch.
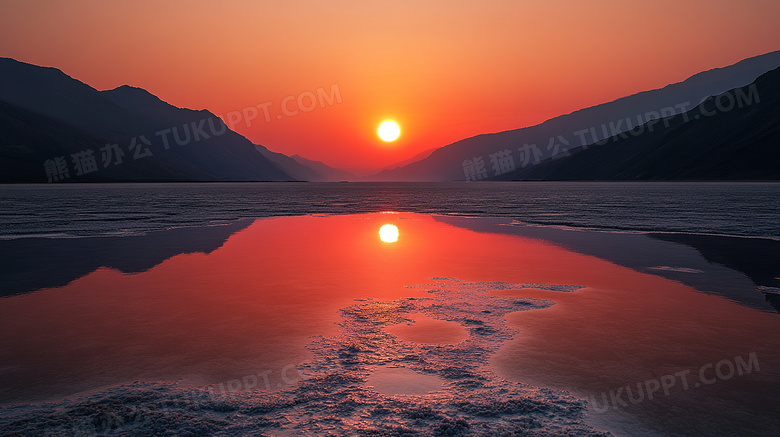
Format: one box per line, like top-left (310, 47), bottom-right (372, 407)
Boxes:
top-left (366, 366), bottom-right (444, 395)
top-left (0, 278), bottom-right (610, 436)
top-left (505, 283), bottom-right (584, 292)
top-left (647, 266), bottom-right (705, 274)
top-left (385, 312), bottom-right (469, 345)
top-left (488, 284), bottom-right (585, 297)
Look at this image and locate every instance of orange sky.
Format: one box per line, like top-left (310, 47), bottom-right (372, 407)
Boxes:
top-left (1, 0), bottom-right (779, 169)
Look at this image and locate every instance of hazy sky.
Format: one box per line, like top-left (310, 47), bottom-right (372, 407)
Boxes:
top-left (1, 0), bottom-right (779, 168)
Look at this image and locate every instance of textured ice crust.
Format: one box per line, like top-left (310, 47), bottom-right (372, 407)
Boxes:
top-left (646, 266), bottom-right (705, 274)
top-left (0, 279), bottom-right (608, 436)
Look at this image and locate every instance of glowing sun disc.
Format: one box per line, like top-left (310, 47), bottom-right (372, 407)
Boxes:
top-left (379, 224), bottom-right (399, 243)
top-left (378, 121), bottom-right (400, 142)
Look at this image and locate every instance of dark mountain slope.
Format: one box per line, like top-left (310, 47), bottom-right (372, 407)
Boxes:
top-left (500, 66), bottom-right (780, 180)
top-left (0, 58), bottom-right (292, 181)
top-left (369, 50), bottom-right (780, 181)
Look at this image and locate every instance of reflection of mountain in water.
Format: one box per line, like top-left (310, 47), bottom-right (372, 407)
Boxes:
top-left (649, 233), bottom-right (780, 312)
top-left (0, 219), bottom-right (252, 297)
top-left (433, 216), bottom-right (780, 313)
top-left (648, 233), bottom-right (780, 287)
top-left (761, 290), bottom-right (780, 312)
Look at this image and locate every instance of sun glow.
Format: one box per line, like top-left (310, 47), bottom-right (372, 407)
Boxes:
top-left (378, 224), bottom-right (399, 243)
top-left (378, 121), bottom-right (400, 142)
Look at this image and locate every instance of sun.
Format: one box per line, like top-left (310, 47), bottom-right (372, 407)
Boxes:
top-left (378, 121), bottom-right (400, 142)
top-left (378, 224), bottom-right (399, 243)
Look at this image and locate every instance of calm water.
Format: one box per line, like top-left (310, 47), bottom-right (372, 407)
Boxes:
top-left (1, 182), bottom-right (779, 239)
top-left (1, 183), bottom-right (779, 436)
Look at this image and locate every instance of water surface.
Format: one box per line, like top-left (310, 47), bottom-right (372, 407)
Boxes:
top-left (2, 182), bottom-right (779, 435)
top-left (2, 182), bottom-right (778, 239)
top-left (1, 212), bottom-right (778, 436)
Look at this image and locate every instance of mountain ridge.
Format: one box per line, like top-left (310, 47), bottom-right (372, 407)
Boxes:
top-left (3, 52), bottom-right (780, 183)
top-left (367, 50), bottom-right (780, 181)
top-left (0, 58), bottom-right (295, 182)
top-left (493, 66), bottom-right (780, 181)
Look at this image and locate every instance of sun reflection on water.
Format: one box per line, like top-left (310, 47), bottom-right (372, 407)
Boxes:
top-left (378, 224), bottom-right (399, 243)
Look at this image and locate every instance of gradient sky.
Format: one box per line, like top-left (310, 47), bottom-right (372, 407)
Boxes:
top-left (1, 0), bottom-right (779, 169)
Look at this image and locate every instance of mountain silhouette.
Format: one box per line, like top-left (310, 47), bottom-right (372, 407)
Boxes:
top-left (289, 154), bottom-right (356, 181)
top-left (253, 145), bottom-right (356, 181)
top-left (0, 58), bottom-right (294, 182)
top-left (368, 50), bottom-right (780, 181)
top-left (4, 52), bottom-right (780, 182)
top-left (497, 66), bottom-right (780, 180)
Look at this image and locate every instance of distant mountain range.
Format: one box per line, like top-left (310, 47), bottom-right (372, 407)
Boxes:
top-left (2, 52), bottom-right (780, 183)
top-left (367, 50), bottom-right (780, 181)
top-left (0, 58), bottom-right (353, 182)
top-left (253, 148), bottom-right (355, 182)
top-left (494, 66), bottom-right (780, 180)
